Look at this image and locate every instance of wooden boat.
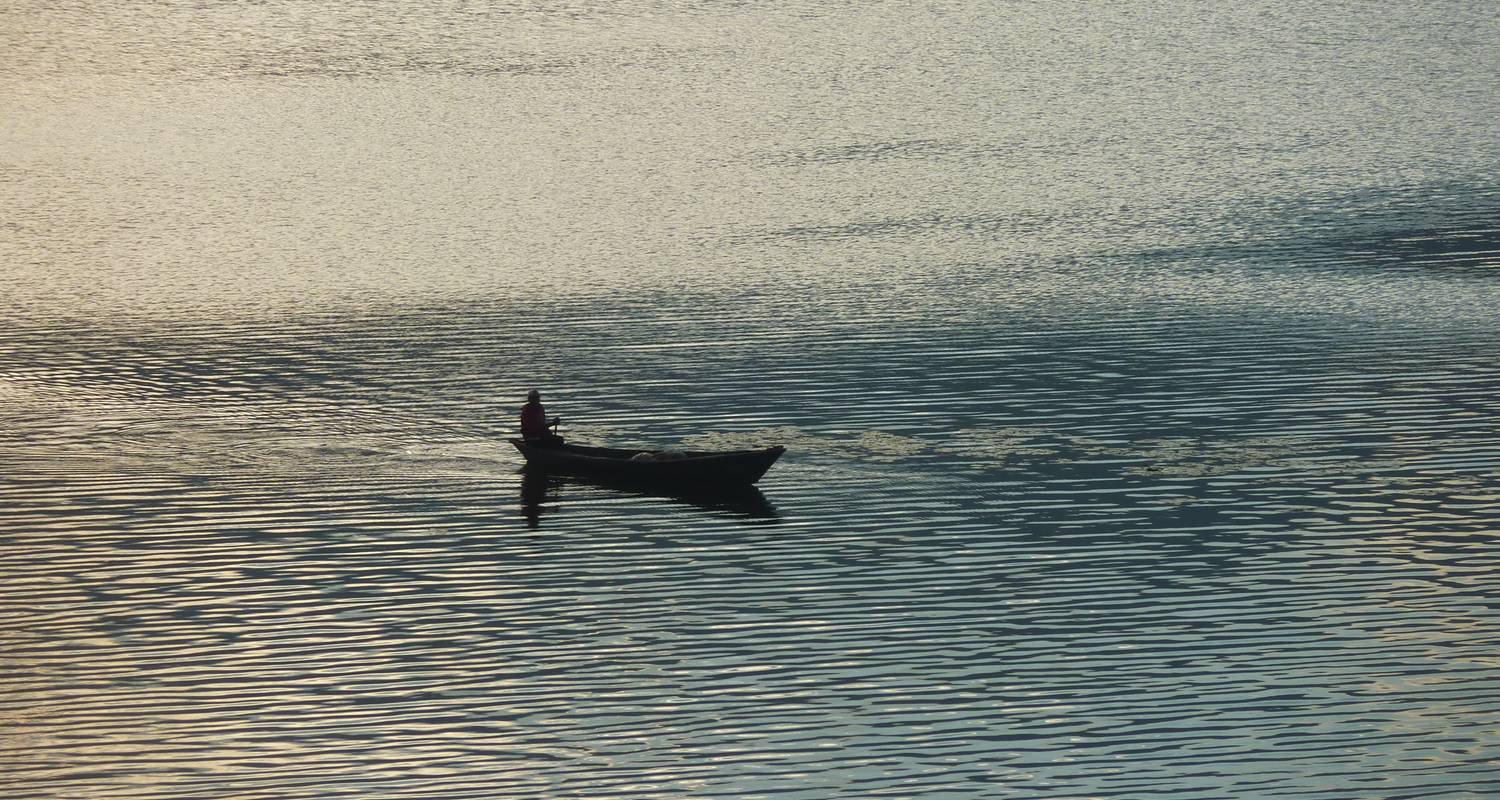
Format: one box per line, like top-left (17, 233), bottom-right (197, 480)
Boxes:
top-left (510, 439), bottom-right (785, 486)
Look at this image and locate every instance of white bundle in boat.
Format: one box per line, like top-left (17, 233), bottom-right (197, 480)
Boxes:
top-left (630, 451), bottom-right (686, 461)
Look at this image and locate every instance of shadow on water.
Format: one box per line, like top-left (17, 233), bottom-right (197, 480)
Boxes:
top-left (519, 468), bottom-right (780, 528)
top-left (1127, 183), bottom-right (1500, 277)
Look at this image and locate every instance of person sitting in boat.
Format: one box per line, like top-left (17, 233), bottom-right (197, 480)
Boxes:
top-left (520, 389), bottom-right (563, 446)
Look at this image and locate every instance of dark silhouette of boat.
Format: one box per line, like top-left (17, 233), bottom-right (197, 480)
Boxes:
top-left (510, 439), bottom-right (785, 486)
top-left (519, 469), bottom-right (779, 527)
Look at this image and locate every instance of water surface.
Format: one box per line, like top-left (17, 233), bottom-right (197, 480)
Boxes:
top-left (4, 1), bottom-right (1500, 798)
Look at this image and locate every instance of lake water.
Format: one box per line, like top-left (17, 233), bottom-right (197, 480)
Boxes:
top-left (4, 2), bottom-right (1500, 797)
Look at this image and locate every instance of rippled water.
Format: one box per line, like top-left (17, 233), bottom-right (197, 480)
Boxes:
top-left (5, 1), bottom-right (1500, 798)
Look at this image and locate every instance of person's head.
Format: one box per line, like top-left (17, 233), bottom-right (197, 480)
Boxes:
top-left (527, 389), bottom-right (541, 403)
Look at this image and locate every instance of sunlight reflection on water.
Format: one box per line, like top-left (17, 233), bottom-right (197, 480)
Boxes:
top-left (4, 0), bottom-right (1500, 797)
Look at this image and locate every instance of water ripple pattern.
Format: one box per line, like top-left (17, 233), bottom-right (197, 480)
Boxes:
top-left (4, 1), bottom-right (1500, 799)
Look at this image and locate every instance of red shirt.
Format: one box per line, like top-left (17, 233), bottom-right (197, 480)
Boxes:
top-left (520, 401), bottom-right (548, 438)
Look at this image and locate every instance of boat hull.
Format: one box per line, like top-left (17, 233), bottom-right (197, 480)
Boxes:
top-left (510, 439), bottom-right (784, 486)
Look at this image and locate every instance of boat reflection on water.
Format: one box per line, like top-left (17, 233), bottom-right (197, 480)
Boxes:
top-left (519, 468), bottom-right (780, 528)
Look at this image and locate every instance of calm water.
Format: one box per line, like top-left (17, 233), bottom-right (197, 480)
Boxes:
top-left (4, 2), bottom-right (1500, 798)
